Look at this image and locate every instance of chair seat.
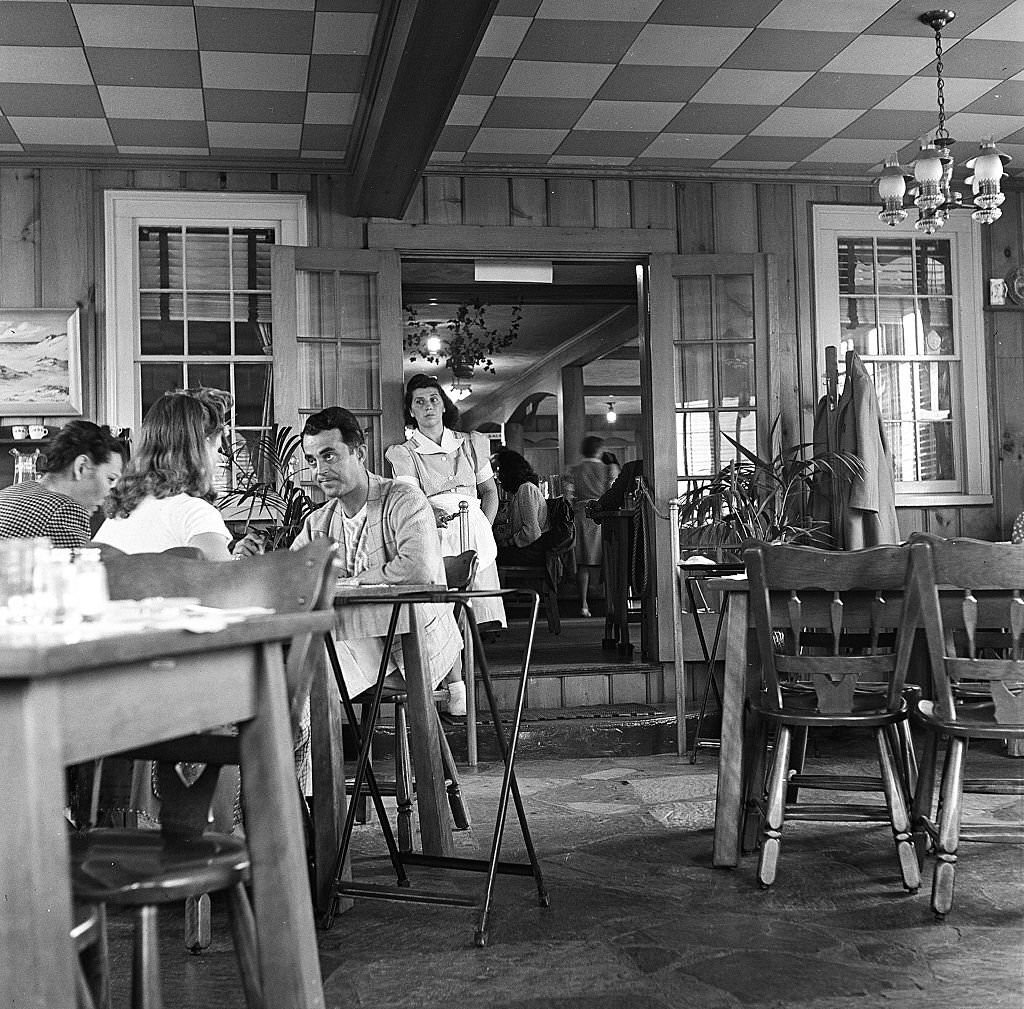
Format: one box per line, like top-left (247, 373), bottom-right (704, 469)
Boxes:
top-left (751, 688), bottom-right (908, 727)
top-left (914, 698), bottom-right (1022, 739)
top-left (71, 829), bottom-right (250, 906)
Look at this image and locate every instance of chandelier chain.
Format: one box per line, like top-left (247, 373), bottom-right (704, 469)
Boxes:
top-left (933, 26), bottom-right (948, 141)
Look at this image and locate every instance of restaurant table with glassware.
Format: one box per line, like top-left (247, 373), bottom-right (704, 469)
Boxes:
top-left (0, 607), bottom-right (336, 1009)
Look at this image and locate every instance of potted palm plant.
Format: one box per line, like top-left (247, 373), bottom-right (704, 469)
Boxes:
top-left (675, 420), bottom-right (861, 560)
top-left (217, 425), bottom-right (317, 551)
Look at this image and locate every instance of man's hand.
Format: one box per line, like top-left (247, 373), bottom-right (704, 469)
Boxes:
top-left (231, 530), bottom-right (267, 558)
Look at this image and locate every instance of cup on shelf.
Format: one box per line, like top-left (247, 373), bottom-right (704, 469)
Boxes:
top-left (28, 425), bottom-right (48, 440)
top-left (11, 425), bottom-right (27, 440)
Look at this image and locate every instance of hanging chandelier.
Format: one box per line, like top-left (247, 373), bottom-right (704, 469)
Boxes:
top-left (404, 300), bottom-right (523, 394)
top-left (876, 10), bottom-right (1010, 234)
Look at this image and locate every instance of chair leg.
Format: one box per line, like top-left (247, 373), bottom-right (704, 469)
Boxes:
top-left (785, 726), bottom-right (808, 805)
top-left (226, 883), bottom-right (265, 1009)
top-left (931, 736), bottom-right (968, 919)
top-left (874, 727), bottom-right (920, 892)
top-left (758, 724), bottom-right (791, 888)
top-left (132, 905), bottom-right (161, 1009)
top-left (394, 700), bottom-right (415, 854)
top-left (434, 707), bottom-right (471, 830)
top-left (742, 709), bottom-right (770, 854)
top-left (912, 728), bottom-right (940, 866)
top-left (184, 893), bottom-right (211, 953)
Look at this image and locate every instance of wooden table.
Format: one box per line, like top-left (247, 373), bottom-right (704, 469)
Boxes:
top-left (0, 612), bottom-right (335, 1009)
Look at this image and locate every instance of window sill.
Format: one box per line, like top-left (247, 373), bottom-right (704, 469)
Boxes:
top-left (895, 494), bottom-right (992, 508)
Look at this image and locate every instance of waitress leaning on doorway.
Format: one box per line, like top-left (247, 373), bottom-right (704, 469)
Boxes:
top-left (386, 374), bottom-right (506, 717)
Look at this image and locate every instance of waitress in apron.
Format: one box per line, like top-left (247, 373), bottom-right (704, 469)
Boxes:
top-left (385, 374), bottom-right (506, 716)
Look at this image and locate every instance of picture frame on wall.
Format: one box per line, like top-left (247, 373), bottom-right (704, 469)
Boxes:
top-left (0, 307), bottom-right (82, 416)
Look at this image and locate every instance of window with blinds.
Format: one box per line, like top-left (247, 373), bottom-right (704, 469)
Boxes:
top-left (813, 205), bottom-right (989, 503)
top-left (137, 225), bottom-right (276, 491)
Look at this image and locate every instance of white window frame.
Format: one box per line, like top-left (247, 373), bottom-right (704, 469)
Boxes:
top-left (104, 190), bottom-right (307, 431)
top-left (813, 204), bottom-right (990, 506)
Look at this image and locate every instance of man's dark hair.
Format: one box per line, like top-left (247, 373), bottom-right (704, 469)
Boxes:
top-left (581, 435), bottom-right (604, 458)
top-left (38, 420), bottom-right (127, 474)
top-left (403, 373), bottom-right (459, 430)
top-left (301, 407), bottom-right (366, 449)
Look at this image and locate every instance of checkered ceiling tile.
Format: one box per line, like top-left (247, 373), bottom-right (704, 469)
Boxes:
top-left (0, 0), bottom-right (377, 160)
top-left (0, 0), bottom-right (1019, 183)
top-left (443, 0), bottom-right (1024, 178)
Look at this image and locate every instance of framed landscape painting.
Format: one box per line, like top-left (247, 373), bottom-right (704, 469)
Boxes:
top-left (0, 307), bottom-right (82, 415)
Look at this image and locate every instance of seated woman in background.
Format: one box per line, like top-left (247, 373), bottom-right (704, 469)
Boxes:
top-left (93, 387), bottom-right (259, 560)
top-left (493, 450), bottom-right (551, 567)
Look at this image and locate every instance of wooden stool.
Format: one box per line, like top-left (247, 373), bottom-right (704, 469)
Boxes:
top-left (349, 686), bottom-right (470, 851)
top-left (70, 763), bottom-right (263, 1009)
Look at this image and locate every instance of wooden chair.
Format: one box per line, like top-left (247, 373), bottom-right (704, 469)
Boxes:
top-left (744, 542), bottom-right (920, 892)
top-left (71, 540), bottom-right (339, 1007)
top-left (72, 902), bottom-right (108, 1009)
top-left (497, 495), bottom-right (575, 634)
top-left (348, 549), bottom-right (479, 850)
top-left (907, 537), bottom-right (1024, 918)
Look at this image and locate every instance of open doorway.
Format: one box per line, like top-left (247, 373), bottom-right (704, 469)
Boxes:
top-left (397, 256), bottom-right (646, 667)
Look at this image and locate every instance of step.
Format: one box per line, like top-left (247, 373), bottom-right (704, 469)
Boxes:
top-left (367, 703), bottom-right (701, 761)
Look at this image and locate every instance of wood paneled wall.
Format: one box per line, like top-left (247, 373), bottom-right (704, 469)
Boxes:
top-left (1, 165), bottom-right (1019, 536)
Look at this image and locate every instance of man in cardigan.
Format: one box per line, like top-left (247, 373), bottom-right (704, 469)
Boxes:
top-left (291, 406), bottom-right (461, 700)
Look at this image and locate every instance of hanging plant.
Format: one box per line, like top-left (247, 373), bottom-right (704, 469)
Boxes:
top-left (405, 300), bottom-right (523, 374)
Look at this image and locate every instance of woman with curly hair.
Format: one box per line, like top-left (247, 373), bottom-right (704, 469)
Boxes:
top-left (493, 449), bottom-right (551, 567)
top-left (94, 387), bottom-right (257, 560)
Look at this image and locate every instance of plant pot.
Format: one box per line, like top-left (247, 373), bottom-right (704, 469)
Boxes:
top-left (449, 356), bottom-right (476, 380)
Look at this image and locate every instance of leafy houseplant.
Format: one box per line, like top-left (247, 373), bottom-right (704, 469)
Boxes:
top-left (405, 300), bottom-right (523, 375)
top-left (676, 422), bottom-right (861, 559)
top-left (217, 425), bottom-right (318, 551)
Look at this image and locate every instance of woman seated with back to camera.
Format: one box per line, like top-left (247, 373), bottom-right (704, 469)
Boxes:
top-left (493, 450), bottom-right (552, 567)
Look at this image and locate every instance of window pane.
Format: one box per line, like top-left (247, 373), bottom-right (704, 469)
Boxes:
top-left (234, 364), bottom-right (273, 426)
top-left (339, 344), bottom-right (380, 410)
top-left (920, 299), bottom-right (953, 354)
top-left (190, 363), bottom-right (230, 392)
top-left (917, 240), bottom-right (951, 295)
top-left (718, 410), bottom-right (756, 463)
top-left (140, 314), bottom-right (184, 355)
top-left (299, 272), bottom-right (336, 340)
top-left (676, 412), bottom-right (713, 477)
top-left (718, 344), bottom-right (755, 408)
top-left (337, 274), bottom-right (376, 341)
top-left (887, 421), bottom-right (955, 481)
top-left (233, 294), bottom-right (272, 354)
top-left (876, 239), bottom-right (914, 293)
top-left (298, 342), bottom-right (338, 411)
top-left (840, 297), bottom-right (878, 355)
top-left (185, 229), bottom-right (230, 290)
top-left (717, 275), bottom-right (753, 340)
top-left (678, 276), bottom-right (711, 342)
top-left (837, 237), bottom-right (874, 295)
top-left (872, 361), bottom-right (953, 423)
top-left (138, 227), bottom-right (183, 290)
top-left (230, 230), bottom-right (275, 291)
top-left (875, 298), bottom-right (918, 354)
top-left (679, 345), bottom-right (713, 408)
top-left (141, 364), bottom-right (183, 417)
top-left (189, 319), bottom-right (232, 356)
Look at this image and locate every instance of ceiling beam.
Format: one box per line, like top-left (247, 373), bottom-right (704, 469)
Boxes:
top-left (584, 385), bottom-right (639, 398)
top-left (461, 305), bottom-right (637, 429)
top-left (348, 0), bottom-right (497, 219)
top-left (403, 283), bottom-right (637, 305)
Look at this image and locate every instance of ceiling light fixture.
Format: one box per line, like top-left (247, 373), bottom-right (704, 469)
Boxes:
top-left (606, 401), bottom-right (617, 424)
top-left (876, 9), bottom-right (1010, 235)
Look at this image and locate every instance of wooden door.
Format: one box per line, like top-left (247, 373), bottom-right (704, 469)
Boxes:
top-left (271, 247), bottom-right (404, 471)
top-left (646, 253), bottom-right (776, 664)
